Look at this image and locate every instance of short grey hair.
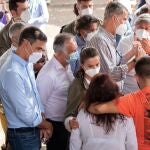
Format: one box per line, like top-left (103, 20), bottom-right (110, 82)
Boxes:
top-left (9, 22), bottom-right (25, 38)
top-left (53, 33), bottom-right (75, 53)
top-left (104, 2), bottom-right (128, 20)
top-left (135, 13), bottom-right (150, 26)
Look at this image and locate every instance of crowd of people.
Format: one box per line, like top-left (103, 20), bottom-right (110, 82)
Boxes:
top-left (0, 0), bottom-right (150, 150)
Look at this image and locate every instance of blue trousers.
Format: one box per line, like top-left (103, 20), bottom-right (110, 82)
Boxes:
top-left (7, 127), bottom-right (41, 150)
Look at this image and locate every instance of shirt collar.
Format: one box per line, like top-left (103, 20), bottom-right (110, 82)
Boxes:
top-left (100, 26), bottom-right (115, 40)
top-left (52, 56), bottom-right (67, 71)
top-left (12, 52), bottom-right (28, 67)
top-left (76, 35), bottom-right (86, 45)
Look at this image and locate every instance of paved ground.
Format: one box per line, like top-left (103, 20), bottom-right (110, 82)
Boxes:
top-left (48, 0), bottom-right (107, 26)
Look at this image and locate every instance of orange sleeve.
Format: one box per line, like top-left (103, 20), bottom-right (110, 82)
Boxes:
top-left (114, 94), bottom-right (135, 117)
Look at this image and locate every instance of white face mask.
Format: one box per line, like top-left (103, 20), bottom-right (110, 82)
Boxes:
top-left (116, 23), bottom-right (127, 35)
top-left (86, 30), bottom-right (98, 41)
top-left (85, 66), bottom-right (100, 78)
top-left (115, 17), bottom-right (127, 35)
top-left (135, 29), bottom-right (150, 40)
top-left (80, 8), bottom-right (93, 16)
top-left (20, 9), bottom-right (31, 23)
top-left (29, 52), bottom-right (43, 64)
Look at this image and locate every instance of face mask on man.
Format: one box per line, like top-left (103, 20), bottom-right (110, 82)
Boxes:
top-left (85, 30), bottom-right (98, 41)
top-left (116, 24), bottom-right (127, 35)
top-left (29, 52), bottom-right (43, 64)
top-left (80, 8), bottom-right (93, 16)
top-left (85, 66), bottom-right (100, 78)
top-left (135, 29), bottom-right (150, 40)
top-left (25, 41), bottom-right (43, 63)
top-left (63, 50), bottom-right (75, 64)
top-left (20, 9), bottom-right (31, 23)
top-left (115, 17), bottom-right (127, 36)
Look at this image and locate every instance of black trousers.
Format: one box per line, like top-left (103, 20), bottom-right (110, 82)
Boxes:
top-left (46, 119), bottom-right (70, 150)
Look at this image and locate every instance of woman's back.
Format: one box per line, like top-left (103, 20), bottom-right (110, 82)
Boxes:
top-left (70, 109), bottom-right (137, 150)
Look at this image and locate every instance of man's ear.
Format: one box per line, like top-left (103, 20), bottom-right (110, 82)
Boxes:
top-left (76, 3), bottom-right (80, 12)
top-left (112, 15), bottom-right (116, 22)
top-left (23, 39), bottom-right (31, 49)
top-left (23, 39), bottom-right (28, 45)
top-left (11, 36), bottom-right (18, 47)
top-left (10, 10), bottom-right (17, 17)
top-left (73, 3), bottom-right (79, 16)
top-left (135, 74), bottom-right (140, 82)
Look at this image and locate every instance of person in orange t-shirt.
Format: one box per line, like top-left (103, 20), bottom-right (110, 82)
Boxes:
top-left (89, 56), bottom-right (150, 150)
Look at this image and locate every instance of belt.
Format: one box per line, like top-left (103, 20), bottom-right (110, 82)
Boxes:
top-left (8, 127), bottom-right (38, 133)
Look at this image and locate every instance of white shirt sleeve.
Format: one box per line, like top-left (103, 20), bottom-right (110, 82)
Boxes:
top-left (36, 75), bottom-right (54, 109)
top-left (69, 111), bottom-right (83, 150)
top-left (64, 116), bottom-right (74, 132)
top-left (70, 128), bottom-right (82, 150)
top-left (125, 118), bottom-right (138, 150)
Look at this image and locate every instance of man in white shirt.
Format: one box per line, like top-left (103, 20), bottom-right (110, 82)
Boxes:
top-left (36, 33), bottom-right (77, 150)
top-left (0, 22), bottom-right (25, 68)
top-left (117, 13), bottom-right (150, 94)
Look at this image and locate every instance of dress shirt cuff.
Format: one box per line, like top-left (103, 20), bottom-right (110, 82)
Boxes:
top-left (32, 113), bottom-right (43, 127)
top-left (64, 116), bottom-right (74, 132)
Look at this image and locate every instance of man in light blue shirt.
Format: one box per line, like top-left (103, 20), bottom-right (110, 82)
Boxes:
top-left (0, 26), bottom-right (53, 150)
